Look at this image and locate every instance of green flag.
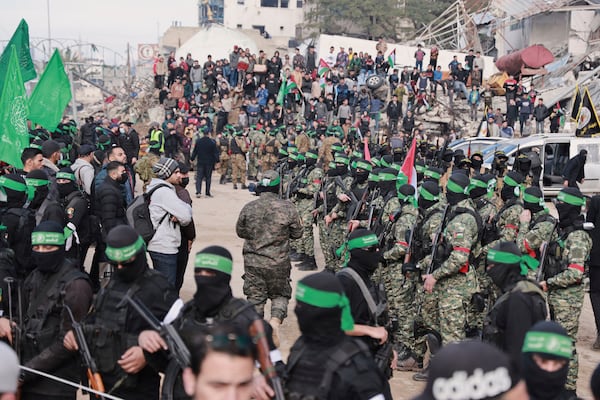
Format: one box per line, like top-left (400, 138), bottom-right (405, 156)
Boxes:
top-left (29, 49), bottom-right (72, 132)
top-left (276, 79), bottom-right (287, 105)
top-left (0, 46), bottom-right (29, 168)
top-left (0, 19), bottom-right (36, 94)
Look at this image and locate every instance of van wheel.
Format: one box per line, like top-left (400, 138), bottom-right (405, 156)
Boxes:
top-left (366, 75), bottom-right (384, 90)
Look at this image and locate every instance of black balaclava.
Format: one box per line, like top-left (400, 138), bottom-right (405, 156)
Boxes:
top-left (377, 168), bottom-right (397, 196)
top-left (26, 169), bottom-right (50, 210)
top-left (305, 150), bottom-right (318, 168)
top-left (501, 171), bottom-right (524, 202)
top-left (423, 166), bottom-right (443, 185)
top-left (556, 187), bottom-right (585, 229)
top-left (523, 186), bottom-right (544, 214)
top-left (347, 228), bottom-right (381, 275)
top-left (193, 246), bottom-right (234, 317)
top-left (354, 159), bottom-right (372, 184)
top-left (398, 184), bottom-right (416, 207)
top-left (295, 271), bottom-right (348, 345)
top-left (56, 167), bottom-right (77, 199)
top-left (470, 173), bottom-right (494, 200)
top-left (0, 174), bottom-right (28, 208)
top-left (446, 172), bottom-right (470, 206)
top-left (470, 153), bottom-right (483, 171)
top-left (31, 221), bottom-right (65, 274)
top-left (418, 181), bottom-right (440, 211)
top-left (381, 155), bottom-right (394, 168)
top-left (105, 225), bottom-right (148, 283)
top-left (522, 321), bottom-right (571, 400)
top-left (486, 241), bottom-right (523, 292)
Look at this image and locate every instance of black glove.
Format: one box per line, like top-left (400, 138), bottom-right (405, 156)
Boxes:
top-left (402, 262), bottom-right (417, 274)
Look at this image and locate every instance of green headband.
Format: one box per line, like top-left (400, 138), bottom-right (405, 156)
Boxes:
top-left (0, 176), bottom-right (27, 193)
top-left (331, 145), bottom-right (343, 152)
top-left (195, 253), bottom-right (233, 275)
top-left (557, 191), bottom-right (586, 207)
top-left (260, 175), bottom-right (280, 187)
top-left (278, 148), bottom-right (288, 156)
top-left (335, 233), bottom-right (379, 267)
top-left (56, 172), bottom-right (76, 181)
top-left (396, 173), bottom-right (408, 186)
top-left (470, 178), bottom-right (488, 189)
top-left (288, 153), bottom-right (299, 161)
top-left (25, 178), bottom-right (50, 187)
top-left (305, 152), bottom-right (318, 160)
top-left (105, 236), bottom-right (145, 262)
top-left (522, 331), bottom-right (573, 358)
top-left (355, 161), bottom-right (372, 172)
top-left (390, 163), bottom-right (401, 172)
top-left (419, 186), bottom-right (439, 201)
top-left (447, 179), bottom-right (470, 194)
top-left (371, 158), bottom-right (381, 167)
top-left (368, 173), bottom-right (380, 182)
top-left (503, 175), bottom-right (520, 188)
top-left (288, 147), bottom-right (298, 154)
top-left (31, 231), bottom-right (66, 246)
top-left (424, 169), bottom-right (441, 180)
top-left (399, 191), bottom-right (418, 207)
top-left (380, 158), bottom-right (391, 167)
top-left (523, 192), bottom-right (544, 206)
top-left (415, 164), bottom-right (427, 173)
top-left (296, 282), bottom-right (354, 331)
top-left (378, 172), bottom-right (397, 182)
top-left (352, 151), bottom-right (363, 158)
top-left (335, 157), bottom-right (349, 166)
top-left (487, 248), bottom-right (535, 275)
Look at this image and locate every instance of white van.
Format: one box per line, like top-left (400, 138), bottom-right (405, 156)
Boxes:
top-left (481, 133), bottom-right (600, 196)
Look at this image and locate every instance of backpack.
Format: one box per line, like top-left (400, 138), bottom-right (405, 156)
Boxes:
top-left (126, 184), bottom-right (170, 243)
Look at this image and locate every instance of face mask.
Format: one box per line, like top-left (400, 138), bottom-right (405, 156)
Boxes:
top-left (556, 203), bottom-right (580, 228)
top-left (117, 172), bottom-right (128, 184)
top-left (522, 354), bottom-right (568, 400)
top-left (446, 191), bottom-right (467, 206)
top-left (29, 186), bottom-right (49, 209)
top-left (418, 197), bottom-right (436, 211)
top-left (500, 185), bottom-right (515, 202)
top-left (355, 171), bottom-right (369, 184)
top-left (119, 128), bottom-right (126, 134)
top-left (193, 271), bottom-right (232, 316)
top-left (57, 182), bottom-right (77, 198)
top-left (524, 201), bottom-right (544, 214)
top-left (295, 302), bottom-right (342, 342)
top-left (350, 248), bottom-right (381, 273)
top-left (113, 255), bottom-right (147, 283)
top-left (32, 249), bottom-right (64, 274)
top-left (180, 177), bottom-right (190, 188)
top-left (471, 158), bottom-right (483, 170)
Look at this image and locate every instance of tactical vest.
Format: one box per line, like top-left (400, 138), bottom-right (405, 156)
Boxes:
top-left (414, 206), bottom-right (443, 262)
top-left (218, 136), bottom-right (230, 155)
top-left (22, 260), bottom-right (88, 362)
top-left (481, 198), bottom-right (519, 246)
top-left (0, 207), bottom-right (36, 276)
top-left (544, 224), bottom-right (585, 281)
top-left (230, 137), bottom-right (244, 154)
top-left (482, 280), bottom-right (546, 346)
top-left (434, 206), bottom-right (483, 269)
top-left (264, 138), bottom-right (277, 155)
top-left (285, 336), bottom-right (372, 400)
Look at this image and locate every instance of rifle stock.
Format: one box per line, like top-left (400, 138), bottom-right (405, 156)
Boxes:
top-left (248, 320), bottom-right (284, 400)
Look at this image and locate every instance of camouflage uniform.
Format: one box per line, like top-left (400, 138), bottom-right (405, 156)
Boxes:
top-left (430, 198), bottom-right (480, 344)
top-left (483, 199), bottom-right (524, 257)
top-left (295, 131), bottom-right (310, 153)
top-left (295, 166), bottom-right (324, 258)
top-left (318, 136), bottom-right (340, 169)
top-left (230, 135), bottom-right (248, 187)
top-left (216, 134), bottom-right (231, 180)
top-left (236, 191), bottom-right (303, 321)
top-left (517, 209), bottom-right (557, 280)
top-left (134, 152), bottom-right (159, 192)
top-left (546, 227), bottom-right (592, 391)
top-left (316, 176), bottom-right (339, 269)
top-left (260, 135), bottom-right (280, 172)
top-left (247, 128), bottom-right (265, 179)
top-left (382, 202), bottom-right (419, 350)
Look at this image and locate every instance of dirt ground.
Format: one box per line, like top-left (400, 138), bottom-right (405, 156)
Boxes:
top-left (169, 172), bottom-right (600, 399)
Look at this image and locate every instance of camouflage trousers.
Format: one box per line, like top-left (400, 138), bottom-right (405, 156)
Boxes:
top-left (243, 263), bottom-right (292, 321)
top-left (434, 272), bottom-right (478, 344)
top-left (218, 154), bottom-right (231, 176)
top-left (248, 152), bottom-right (259, 178)
top-left (414, 289), bottom-right (440, 359)
top-left (466, 265), bottom-right (497, 335)
top-left (295, 199), bottom-right (316, 257)
top-left (321, 218), bottom-right (346, 271)
top-left (387, 264), bottom-right (419, 351)
top-left (260, 155), bottom-right (277, 173)
top-left (231, 154), bottom-right (247, 184)
top-left (549, 284), bottom-right (584, 391)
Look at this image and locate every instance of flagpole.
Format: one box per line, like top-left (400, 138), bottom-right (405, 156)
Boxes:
top-left (47, 0), bottom-right (51, 60)
top-left (67, 66), bottom-right (77, 123)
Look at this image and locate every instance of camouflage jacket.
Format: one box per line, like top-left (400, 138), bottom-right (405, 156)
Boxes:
top-left (547, 228), bottom-right (591, 288)
top-left (236, 192), bottom-right (303, 268)
top-left (297, 167), bottom-right (324, 197)
top-left (383, 203), bottom-right (419, 261)
top-left (517, 210), bottom-right (557, 258)
top-left (134, 153), bottom-right (159, 184)
top-left (497, 200), bottom-right (524, 243)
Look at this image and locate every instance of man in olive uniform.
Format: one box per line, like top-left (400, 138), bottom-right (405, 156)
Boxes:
top-left (216, 129), bottom-right (231, 185)
top-left (539, 187), bottom-right (592, 396)
top-left (260, 128), bottom-right (280, 173)
top-left (134, 141), bottom-right (161, 192)
top-left (236, 170), bottom-right (303, 346)
top-left (64, 225), bottom-right (178, 400)
top-left (422, 172), bottom-right (481, 345)
top-left (230, 128), bottom-right (249, 189)
top-left (247, 126), bottom-right (264, 181)
top-left (294, 125), bottom-right (310, 153)
top-left (0, 221), bottom-right (93, 400)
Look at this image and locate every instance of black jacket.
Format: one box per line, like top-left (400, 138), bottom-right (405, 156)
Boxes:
top-left (588, 195), bottom-right (600, 265)
top-left (119, 129), bottom-right (141, 164)
top-left (191, 135), bottom-right (219, 165)
top-left (386, 101), bottom-right (401, 119)
top-left (563, 153), bottom-right (586, 184)
top-left (96, 176), bottom-right (127, 236)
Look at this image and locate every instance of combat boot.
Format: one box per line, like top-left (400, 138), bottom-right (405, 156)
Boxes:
top-left (297, 256), bottom-right (317, 271)
top-left (220, 175), bottom-right (226, 185)
top-left (290, 252), bottom-right (306, 262)
top-left (413, 365), bottom-right (429, 381)
top-left (241, 183), bottom-right (248, 190)
top-left (594, 335), bottom-right (600, 350)
top-left (396, 354), bottom-right (423, 371)
top-left (269, 317), bottom-right (282, 348)
top-left (233, 184), bottom-right (238, 190)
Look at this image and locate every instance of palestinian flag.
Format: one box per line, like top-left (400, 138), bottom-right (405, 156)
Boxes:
top-left (318, 58), bottom-right (329, 77)
top-left (276, 77), bottom-right (299, 105)
top-left (387, 49), bottom-right (396, 67)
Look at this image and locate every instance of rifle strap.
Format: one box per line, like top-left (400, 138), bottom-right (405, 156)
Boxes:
top-left (337, 268), bottom-right (378, 319)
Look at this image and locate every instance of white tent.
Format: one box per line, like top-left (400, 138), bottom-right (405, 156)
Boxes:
top-left (176, 25), bottom-right (258, 61)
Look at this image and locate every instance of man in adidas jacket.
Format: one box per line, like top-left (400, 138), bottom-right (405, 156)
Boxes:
top-left (147, 157), bottom-right (193, 286)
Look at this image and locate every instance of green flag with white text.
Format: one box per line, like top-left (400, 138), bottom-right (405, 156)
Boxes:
top-left (0, 19), bottom-right (36, 94)
top-left (29, 49), bottom-right (72, 132)
top-left (0, 46), bottom-right (29, 168)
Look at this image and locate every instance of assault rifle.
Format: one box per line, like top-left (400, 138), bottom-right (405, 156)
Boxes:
top-left (3, 277), bottom-right (21, 359)
top-left (285, 166), bottom-right (307, 200)
top-left (378, 209), bottom-right (401, 249)
top-left (248, 320), bottom-right (285, 400)
top-left (536, 221), bottom-right (558, 282)
top-left (121, 294), bottom-right (190, 369)
top-left (64, 304), bottom-right (105, 397)
top-left (366, 188), bottom-right (381, 229)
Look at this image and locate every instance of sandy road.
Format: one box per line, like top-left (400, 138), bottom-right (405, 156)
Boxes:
top-left (170, 172), bottom-right (599, 399)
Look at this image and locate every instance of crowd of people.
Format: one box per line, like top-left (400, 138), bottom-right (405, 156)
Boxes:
top-left (0, 41), bottom-right (597, 400)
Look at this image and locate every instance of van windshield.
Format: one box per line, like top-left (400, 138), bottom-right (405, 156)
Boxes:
top-left (483, 143), bottom-right (517, 163)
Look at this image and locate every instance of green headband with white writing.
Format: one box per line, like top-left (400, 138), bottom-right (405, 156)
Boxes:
top-left (447, 178), bottom-right (470, 194)
top-left (557, 190), bottom-right (586, 207)
top-left (296, 282), bottom-right (354, 331)
top-left (195, 253), bottom-right (233, 275)
top-left (105, 236), bottom-right (145, 262)
top-left (487, 248), bottom-right (536, 275)
top-left (56, 172), bottom-right (76, 181)
top-left (522, 331), bottom-right (573, 359)
top-left (31, 231), bottom-right (66, 246)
